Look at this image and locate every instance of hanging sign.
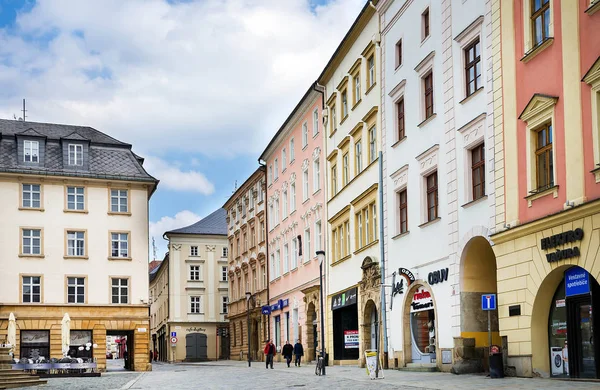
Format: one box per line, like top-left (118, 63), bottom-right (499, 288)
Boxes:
top-left (410, 288), bottom-right (433, 313)
top-left (344, 330), bottom-right (359, 349)
top-left (541, 228), bottom-right (583, 263)
top-left (391, 268), bottom-right (415, 298)
top-left (332, 287), bottom-right (358, 310)
top-left (270, 298), bottom-right (289, 312)
top-left (565, 266), bottom-right (590, 297)
top-left (261, 305), bottom-right (272, 315)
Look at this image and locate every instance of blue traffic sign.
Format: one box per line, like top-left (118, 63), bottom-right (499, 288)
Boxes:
top-left (481, 294), bottom-right (496, 311)
top-left (261, 305), bottom-right (271, 315)
top-left (170, 331), bottom-right (177, 337)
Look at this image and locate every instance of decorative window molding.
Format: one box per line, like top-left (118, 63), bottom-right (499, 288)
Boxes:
top-left (454, 16), bottom-right (484, 100)
top-left (522, 0), bottom-right (554, 58)
top-left (415, 144), bottom-right (439, 177)
top-left (583, 56), bottom-right (600, 181)
top-left (458, 113), bottom-right (486, 149)
top-left (390, 164), bottom-right (409, 192)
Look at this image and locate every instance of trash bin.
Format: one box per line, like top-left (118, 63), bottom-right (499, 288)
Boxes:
top-left (489, 345), bottom-right (504, 378)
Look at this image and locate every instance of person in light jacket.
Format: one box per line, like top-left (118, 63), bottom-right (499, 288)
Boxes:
top-left (293, 340), bottom-right (304, 367)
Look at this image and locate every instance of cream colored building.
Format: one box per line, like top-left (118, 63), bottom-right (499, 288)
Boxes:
top-left (150, 209), bottom-right (229, 362)
top-left (0, 118), bottom-right (158, 372)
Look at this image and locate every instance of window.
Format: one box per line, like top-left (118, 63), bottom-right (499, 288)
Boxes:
top-left (304, 228), bottom-right (311, 262)
top-left (110, 189), bottom-right (128, 213)
top-left (292, 238), bottom-right (298, 269)
top-left (355, 141), bottom-right (363, 173)
top-left (471, 144), bottom-right (485, 200)
top-left (465, 39), bottom-right (481, 97)
top-left (331, 164), bottom-right (338, 196)
top-left (398, 190), bottom-right (408, 234)
top-left (282, 149), bottom-right (287, 168)
top-left (274, 199), bottom-right (280, 225)
top-left (222, 247), bottom-right (228, 258)
top-left (274, 159), bottom-right (279, 180)
top-left (67, 231), bottom-right (85, 257)
top-left (270, 254), bottom-right (275, 281)
top-left (22, 184), bottom-right (41, 209)
top-left (397, 99), bottom-right (405, 140)
top-left (275, 249), bottom-right (281, 278)
top-left (330, 105), bottom-right (337, 134)
top-left (268, 166), bottom-right (273, 184)
top-left (313, 158), bottom-right (320, 192)
top-left (22, 229), bottom-right (41, 255)
top-left (302, 123), bottom-right (308, 148)
top-left (283, 243), bottom-right (289, 273)
top-left (66, 186), bottom-right (85, 211)
top-left (110, 232), bottom-right (129, 258)
top-left (190, 296), bottom-right (202, 314)
top-left (424, 72), bottom-right (434, 119)
top-left (422, 8), bottom-right (430, 40)
top-left (395, 39), bottom-right (403, 68)
top-left (24, 140), bottom-right (39, 163)
top-left (368, 55), bottom-right (375, 88)
top-left (222, 296), bottom-right (228, 314)
top-left (190, 265), bottom-right (200, 281)
top-left (356, 203), bottom-right (376, 248)
top-left (253, 269), bottom-right (257, 291)
top-left (342, 90), bottom-right (348, 118)
top-left (426, 172), bottom-right (438, 221)
top-left (315, 221), bottom-right (322, 251)
top-left (303, 169), bottom-right (309, 201)
top-left (343, 153), bottom-right (350, 185)
top-left (369, 126), bottom-right (377, 163)
top-left (290, 138), bottom-right (295, 162)
top-left (345, 220), bottom-right (351, 255)
top-left (332, 229), bottom-right (338, 261)
top-left (250, 227), bottom-right (256, 247)
top-left (260, 221), bottom-right (265, 242)
top-left (68, 144), bottom-right (83, 166)
top-left (531, 0), bottom-right (550, 46)
top-left (222, 266), bottom-right (228, 281)
top-left (22, 276), bottom-right (41, 303)
top-left (535, 123), bottom-right (554, 191)
top-left (313, 109), bottom-right (319, 137)
top-left (190, 246), bottom-right (198, 256)
top-left (354, 72), bottom-right (361, 105)
top-left (282, 190), bottom-right (288, 218)
top-left (111, 278), bottom-right (128, 304)
top-left (67, 277), bottom-right (85, 304)
top-left (261, 264), bottom-right (266, 288)
top-left (372, 203), bottom-right (378, 241)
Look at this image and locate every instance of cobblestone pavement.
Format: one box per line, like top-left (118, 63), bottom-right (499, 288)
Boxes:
top-left (21, 360), bottom-right (600, 390)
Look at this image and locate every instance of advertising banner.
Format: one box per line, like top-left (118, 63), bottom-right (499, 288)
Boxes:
top-left (365, 351), bottom-right (377, 379)
top-left (344, 330), bottom-right (359, 349)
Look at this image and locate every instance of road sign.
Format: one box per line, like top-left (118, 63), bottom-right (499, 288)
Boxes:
top-left (170, 337), bottom-right (178, 344)
top-left (170, 331), bottom-right (177, 337)
top-left (481, 294), bottom-right (496, 311)
top-left (261, 305), bottom-right (271, 315)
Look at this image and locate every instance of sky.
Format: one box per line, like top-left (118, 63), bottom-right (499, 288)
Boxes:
top-left (0, 0), bottom-right (365, 259)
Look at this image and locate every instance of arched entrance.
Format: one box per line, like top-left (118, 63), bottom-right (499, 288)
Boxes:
top-left (460, 236), bottom-right (498, 347)
top-left (402, 282), bottom-right (438, 364)
top-left (306, 302), bottom-right (316, 361)
top-left (532, 265), bottom-right (600, 378)
top-left (362, 299), bottom-right (378, 352)
top-left (250, 319), bottom-right (259, 361)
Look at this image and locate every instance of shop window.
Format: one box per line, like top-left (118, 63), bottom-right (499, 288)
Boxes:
top-left (68, 330), bottom-right (93, 359)
top-left (20, 330), bottom-right (50, 360)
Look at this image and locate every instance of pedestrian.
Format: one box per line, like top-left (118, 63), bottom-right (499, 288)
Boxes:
top-left (154, 349), bottom-right (158, 362)
top-left (123, 350), bottom-right (129, 369)
top-left (293, 340), bottom-right (304, 367)
top-left (263, 340), bottom-right (276, 369)
top-left (282, 341), bottom-right (293, 368)
top-left (149, 350), bottom-right (153, 362)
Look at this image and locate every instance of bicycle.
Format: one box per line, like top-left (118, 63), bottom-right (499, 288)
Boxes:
top-left (314, 350), bottom-right (324, 376)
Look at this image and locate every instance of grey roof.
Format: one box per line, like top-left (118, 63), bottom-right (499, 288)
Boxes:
top-left (165, 208), bottom-right (227, 236)
top-left (0, 118), bottom-right (157, 185)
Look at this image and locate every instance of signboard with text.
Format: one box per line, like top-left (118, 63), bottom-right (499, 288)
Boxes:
top-left (332, 288), bottom-right (358, 310)
top-left (344, 330), bottom-right (359, 349)
top-left (565, 267), bottom-right (590, 297)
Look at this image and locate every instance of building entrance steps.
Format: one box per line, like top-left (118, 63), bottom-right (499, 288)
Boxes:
top-left (0, 348), bottom-right (47, 389)
top-left (398, 362), bottom-right (438, 372)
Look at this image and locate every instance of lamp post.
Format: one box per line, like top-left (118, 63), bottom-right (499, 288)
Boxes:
top-left (246, 292), bottom-right (252, 367)
top-left (316, 250), bottom-right (326, 376)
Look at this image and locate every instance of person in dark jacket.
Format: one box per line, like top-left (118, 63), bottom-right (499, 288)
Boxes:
top-left (263, 340), bottom-right (276, 369)
top-left (282, 341), bottom-right (294, 367)
top-left (293, 340), bottom-right (304, 367)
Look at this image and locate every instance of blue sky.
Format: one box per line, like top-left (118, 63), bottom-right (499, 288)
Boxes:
top-left (0, 0), bottom-right (364, 258)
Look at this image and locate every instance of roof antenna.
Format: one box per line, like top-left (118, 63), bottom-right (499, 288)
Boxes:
top-left (232, 180), bottom-right (238, 194)
top-left (22, 99), bottom-right (27, 122)
top-left (152, 237), bottom-right (157, 261)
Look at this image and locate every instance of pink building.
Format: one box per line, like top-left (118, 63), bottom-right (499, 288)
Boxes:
top-left (259, 84), bottom-right (325, 361)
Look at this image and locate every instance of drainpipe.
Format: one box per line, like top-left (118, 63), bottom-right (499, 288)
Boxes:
top-left (379, 151), bottom-right (388, 370)
top-left (257, 162), bottom-right (270, 343)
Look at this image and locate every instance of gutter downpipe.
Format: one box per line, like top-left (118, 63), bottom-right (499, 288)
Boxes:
top-left (257, 161), bottom-right (270, 343)
top-left (379, 150), bottom-right (388, 373)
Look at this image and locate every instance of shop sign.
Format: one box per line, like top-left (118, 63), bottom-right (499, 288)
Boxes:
top-left (332, 288), bottom-right (358, 310)
top-left (541, 228), bottom-right (584, 263)
top-left (410, 288), bottom-right (433, 313)
top-left (555, 299), bottom-right (565, 308)
top-left (428, 268), bottom-right (448, 285)
top-left (344, 330), bottom-right (359, 349)
top-left (261, 305), bottom-right (272, 315)
top-left (270, 299), bottom-right (289, 312)
top-left (391, 268), bottom-right (415, 298)
top-left (21, 331), bottom-right (49, 344)
top-left (185, 327), bottom-right (206, 333)
top-left (565, 266), bottom-right (590, 297)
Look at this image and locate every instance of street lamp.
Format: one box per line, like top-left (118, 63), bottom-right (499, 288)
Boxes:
top-left (246, 291), bottom-right (252, 367)
top-left (316, 250), bottom-right (326, 376)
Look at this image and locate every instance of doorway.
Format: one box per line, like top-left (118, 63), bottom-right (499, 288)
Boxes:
top-left (106, 330), bottom-right (134, 372)
top-left (185, 333), bottom-right (208, 361)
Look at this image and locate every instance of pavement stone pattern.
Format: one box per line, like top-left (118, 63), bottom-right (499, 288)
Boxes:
top-left (20, 360), bottom-right (600, 390)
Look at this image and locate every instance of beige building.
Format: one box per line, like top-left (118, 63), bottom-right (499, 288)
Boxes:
top-left (0, 118), bottom-right (158, 372)
top-left (150, 209), bottom-right (229, 362)
top-left (224, 167), bottom-right (269, 361)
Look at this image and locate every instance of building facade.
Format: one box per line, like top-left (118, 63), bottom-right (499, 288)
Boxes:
top-left (149, 209), bottom-right (229, 362)
top-left (224, 168), bottom-right (269, 361)
top-left (259, 84), bottom-right (325, 361)
top-left (0, 119), bottom-right (158, 372)
top-left (378, 0), bottom-right (497, 372)
top-left (319, 2), bottom-right (382, 366)
top-left (491, 0), bottom-right (600, 379)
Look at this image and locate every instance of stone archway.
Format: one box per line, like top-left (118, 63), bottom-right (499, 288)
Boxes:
top-left (401, 281), bottom-right (438, 366)
top-left (305, 302), bottom-right (316, 361)
top-left (362, 299), bottom-right (378, 354)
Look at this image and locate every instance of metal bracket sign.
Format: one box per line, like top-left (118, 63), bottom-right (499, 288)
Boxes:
top-left (481, 294), bottom-right (496, 311)
top-left (261, 305), bottom-right (271, 315)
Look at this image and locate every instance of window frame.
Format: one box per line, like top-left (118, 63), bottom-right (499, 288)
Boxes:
top-left (24, 140), bottom-right (39, 163)
top-left (395, 39), bottom-right (403, 69)
top-left (422, 8), bottom-right (430, 41)
top-left (355, 139), bottom-right (363, 174)
top-left (221, 296), bottom-right (229, 314)
top-left (111, 277), bottom-right (130, 304)
top-left (65, 229), bottom-right (87, 258)
top-left (534, 123), bottom-right (554, 192)
top-left (65, 186), bottom-right (86, 212)
top-left (531, 0), bottom-right (550, 47)
top-left (290, 138), bottom-right (295, 162)
top-left (331, 164), bottom-right (338, 197)
top-left (342, 153), bottom-right (350, 186)
top-left (426, 172), bottom-right (439, 222)
top-left (464, 38), bottom-right (482, 97)
top-left (369, 125), bottom-right (377, 164)
top-left (21, 227), bottom-right (43, 257)
top-left (21, 183), bottom-right (42, 209)
top-left (398, 189), bottom-right (408, 234)
top-left (68, 144), bottom-right (84, 166)
top-left (66, 276), bottom-right (86, 304)
top-left (302, 122), bottom-right (308, 149)
top-left (313, 109), bottom-right (319, 137)
top-left (471, 143), bottom-right (486, 200)
top-left (397, 98), bottom-right (405, 141)
top-left (109, 188), bottom-right (130, 214)
top-left (190, 246), bottom-right (199, 257)
top-left (189, 265), bottom-right (201, 281)
top-left (304, 228), bottom-right (311, 262)
top-left (109, 231), bottom-right (131, 259)
top-left (21, 275), bottom-right (42, 303)
top-left (222, 266), bottom-right (228, 281)
top-left (313, 158), bottom-right (320, 193)
top-left (424, 72), bottom-right (434, 120)
top-left (190, 296), bottom-right (202, 314)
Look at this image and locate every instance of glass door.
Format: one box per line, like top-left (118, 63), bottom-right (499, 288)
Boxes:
top-left (577, 303), bottom-right (595, 378)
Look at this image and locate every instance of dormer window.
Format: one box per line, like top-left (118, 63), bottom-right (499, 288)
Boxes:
top-left (68, 144), bottom-right (83, 166)
top-left (24, 140), bottom-right (39, 163)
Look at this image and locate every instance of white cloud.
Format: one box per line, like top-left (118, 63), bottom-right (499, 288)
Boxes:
top-left (143, 156), bottom-right (215, 194)
top-left (0, 0), bottom-right (364, 158)
top-left (149, 209), bottom-right (201, 259)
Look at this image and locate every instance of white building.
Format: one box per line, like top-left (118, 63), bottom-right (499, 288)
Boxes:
top-left (318, 2), bottom-right (382, 366)
top-left (378, 0), bottom-right (497, 371)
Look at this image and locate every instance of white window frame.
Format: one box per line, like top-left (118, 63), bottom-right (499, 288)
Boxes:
top-left (22, 184), bottom-right (41, 209)
top-left (270, 253), bottom-right (275, 281)
top-left (275, 248), bottom-right (281, 278)
top-left (368, 55), bottom-right (375, 88)
top-left (282, 190), bottom-right (288, 219)
top-left (22, 229), bottom-right (41, 255)
top-left (302, 122), bottom-right (308, 148)
top-left (313, 158), bottom-right (320, 192)
top-left (68, 144), bottom-right (83, 166)
top-left (222, 266), bottom-right (228, 281)
top-left (315, 221), bottom-right (322, 251)
top-left (313, 109), bottom-right (319, 137)
top-left (24, 140), bottom-right (39, 163)
top-left (274, 198), bottom-right (280, 225)
top-left (110, 189), bottom-right (128, 213)
top-left (290, 138), bottom-right (295, 162)
top-left (274, 158), bottom-right (279, 180)
top-left (290, 183), bottom-right (296, 212)
top-left (111, 278), bottom-right (129, 304)
top-left (190, 265), bottom-right (201, 281)
top-left (282, 148), bottom-right (287, 170)
top-left (269, 165), bottom-right (273, 185)
top-left (304, 228), bottom-right (311, 262)
top-left (283, 243), bottom-right (289, 273)
top-left (355, 141), bottom-right (363, 173)
top-left (291, 238), bottom-right (298, 270)
top-left (67, 231), bottom-right (85, 257)
top-left (190, 296), bottom-right (202, 314)
top-left (22, 276), bottom-right (41, 303)
top-left (67, 277), bottom-right (85, 304)
top-left (369, 126), bottom-right (377, 163)
top-left (190, 246), bottom-right (199, 256)
top-left (110, 232), bottom-right (129, 258)
top-left (303, 168), bottom-right (309, 201)
top-left (66, 186), bottom-right (85, 211)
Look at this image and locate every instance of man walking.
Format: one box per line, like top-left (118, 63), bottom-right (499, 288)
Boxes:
top-left (282, 341), bottom-right (293, 368)
top-left (293, 340), bottom-right (304, 367)
top-left (263, 340), bottom-right (276, 369)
